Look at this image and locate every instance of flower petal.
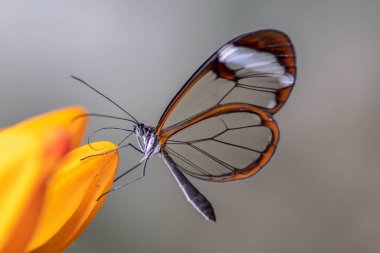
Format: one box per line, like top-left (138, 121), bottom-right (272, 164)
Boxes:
top-left (0, 106), bottom-right (88, 253)
top-left (0, 128), bottom-right (71, 253)
top-left (11, 106), bottom-right (88, 150)
top-left (27, 141), bottom-right (119, 253)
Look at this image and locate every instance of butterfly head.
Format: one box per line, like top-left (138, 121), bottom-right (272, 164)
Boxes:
top-left (134, 123), bottom-right (146, 137)
top-left (134, 123), bottom-right (156, 137)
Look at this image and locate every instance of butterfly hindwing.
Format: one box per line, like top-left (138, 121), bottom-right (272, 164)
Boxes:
top-left (159, 104), bottom-right (279, 181)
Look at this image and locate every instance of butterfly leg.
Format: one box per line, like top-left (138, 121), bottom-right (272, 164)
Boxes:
top-left (135, 135), bottom-right (144, 152)
top-left (97, 158), bottom-right (149, 200)
top-left (113, 160), bottom-right (144, 182)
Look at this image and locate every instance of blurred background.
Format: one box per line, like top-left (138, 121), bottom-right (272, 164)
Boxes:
top-left (1, 0), bottom-right (380, 252)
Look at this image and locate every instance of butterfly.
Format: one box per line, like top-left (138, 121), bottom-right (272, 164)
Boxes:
top-left (73, 29), bottom-right (296, 222)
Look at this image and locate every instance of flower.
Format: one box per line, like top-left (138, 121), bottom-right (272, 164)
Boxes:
top-left (0, 107), bottom-right (119, 253)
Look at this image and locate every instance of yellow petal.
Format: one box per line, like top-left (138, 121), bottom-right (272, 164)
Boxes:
top-left (0, 127), bottom-right (71, 253)
top-left (11, 106), bottom-right (88, 150)
top-left (0, 106), bottom-right (88, 253)
top-left (27, 141), bottom-right (119, 253)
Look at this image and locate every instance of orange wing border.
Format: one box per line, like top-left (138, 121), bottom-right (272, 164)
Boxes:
top-left (158, 103), bottom-right (279, 182)
top-left (234, 30), bottom-right (296, 114)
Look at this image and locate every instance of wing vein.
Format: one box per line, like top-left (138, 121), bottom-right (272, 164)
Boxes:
top-left (165, 146), bottom-right (209, 176)
top-left (187, 143), bottom-right (235, 172)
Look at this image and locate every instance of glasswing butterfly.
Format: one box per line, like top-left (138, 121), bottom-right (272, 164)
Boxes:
top-left (74, 29), bottom-right (296, 222)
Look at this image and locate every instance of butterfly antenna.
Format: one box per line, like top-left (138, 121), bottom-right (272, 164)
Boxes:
top-left (71, 76), bottom-right (139, 124)
top-left (72, 113), bottom-right (137, 124)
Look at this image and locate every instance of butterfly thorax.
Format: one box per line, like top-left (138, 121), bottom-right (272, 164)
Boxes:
top-left (134, 123), bottom-right (160, 157)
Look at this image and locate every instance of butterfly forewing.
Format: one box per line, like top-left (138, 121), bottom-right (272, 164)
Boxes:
top-left (156, 30), bottom-right (296, 134)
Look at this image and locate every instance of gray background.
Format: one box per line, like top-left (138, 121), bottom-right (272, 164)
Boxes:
top-left (1, 0), bottom-right (380, 252)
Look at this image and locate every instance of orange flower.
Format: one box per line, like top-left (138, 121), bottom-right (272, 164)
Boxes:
top-left (0, 107), bottom-right (119, 253)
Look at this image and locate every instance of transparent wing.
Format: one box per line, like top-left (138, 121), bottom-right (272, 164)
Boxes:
top-left (156, 30), bottom-right (296, 134)
top-left (160, 104), bottom-right (279, 182)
